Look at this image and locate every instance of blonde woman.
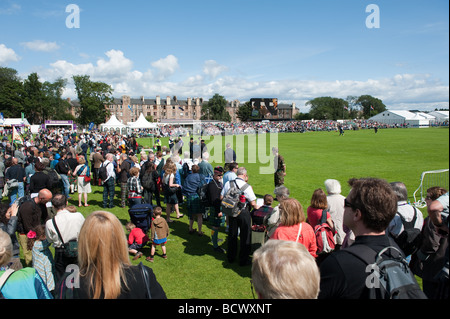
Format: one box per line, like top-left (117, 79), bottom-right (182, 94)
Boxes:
top-left (72, 156), bottom-right (91, 207)
top-left (56, 211), bottom-right (166, 299)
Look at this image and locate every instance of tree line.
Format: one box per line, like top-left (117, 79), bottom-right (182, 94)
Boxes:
top-left (237, 95), bottom-right (387, 122)
top-left (0, 67), bottom-right (112, 126)
top-left (1, 66), bottom-right (387, 126)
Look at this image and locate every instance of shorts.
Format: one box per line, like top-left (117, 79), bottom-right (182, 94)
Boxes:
top-left (152, 237), bottom-right (167, 245)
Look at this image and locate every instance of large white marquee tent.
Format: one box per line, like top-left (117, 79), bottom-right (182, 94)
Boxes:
top-left (369, 110), bottom-right (433, 128)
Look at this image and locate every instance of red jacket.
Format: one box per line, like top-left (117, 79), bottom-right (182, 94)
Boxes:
top-left (271, 222), bottom-right (318, 258)
top-left (128, 227), bottom-right (149, 245)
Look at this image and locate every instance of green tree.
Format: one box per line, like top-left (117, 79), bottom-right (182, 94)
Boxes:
top-left (306, 97), bottom-right (348, 121)
top-left (357, 95), bottom-right (386, 118)
top-left (236, 101), bottom-right (253, 122)
top-left (42, 77), bottom-right (72, 120)
top-left (23, 73), bottom-right (47, 123)
top-left (294, 112), bottom-right (312, 121)
top-left (0, 67), bottom-right (25, 118)
top-left (201, 93), bottom-right (231, 122)
top-left (73, 75), bottom-right (113, 126)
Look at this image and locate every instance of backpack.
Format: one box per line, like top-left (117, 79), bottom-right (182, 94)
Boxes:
top-left (345, 241), bottom-right (428, 299)
top-left (197, 182), bottom-right (209, 207)
top-left (314, 209), bottom-right (336, 255)
top-left (221, 180), bottom-right (249, 217)
top-left (98, 162), bottom-right (110, 181)
top-left (141, 171), bottom-right (155, 191)
top-left (44, 168), bottom-right (61, 189)
top-left (393, 208), bottom-right (423, 257)
top-left (182, 162), bottom-right (191, 178)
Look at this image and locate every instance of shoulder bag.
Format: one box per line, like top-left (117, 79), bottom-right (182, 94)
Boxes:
top-left (52, 217), bottom-right (78, 258)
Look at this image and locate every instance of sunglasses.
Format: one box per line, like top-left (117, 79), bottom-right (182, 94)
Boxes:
top-left (344, 198), bottom-right (356, 209)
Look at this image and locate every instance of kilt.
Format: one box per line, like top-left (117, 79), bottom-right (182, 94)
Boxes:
top-left (186, 193), bottom-right (204, 218)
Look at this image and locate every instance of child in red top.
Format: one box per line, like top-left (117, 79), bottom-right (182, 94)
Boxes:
top-left (126, 222), bottom-right (149, 260)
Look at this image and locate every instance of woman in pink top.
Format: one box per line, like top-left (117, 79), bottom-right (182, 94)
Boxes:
top-left (306, 188), bottom-right (334, 230)
top-left (270, 198), bottom-right (317, 258)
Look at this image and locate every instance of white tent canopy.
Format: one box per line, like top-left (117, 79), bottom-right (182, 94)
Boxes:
top-left (428, 111), bottom-right (449, 123)
top-left (127, 113), bottom-right (157, 129)
top-left (100, 114), bottom-right (127, 132)
top-left (369, 110), bottom-right (431, 128)
top-left (0, 118), bottom-right (31, 126)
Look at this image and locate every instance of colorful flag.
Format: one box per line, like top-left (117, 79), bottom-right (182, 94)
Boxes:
top-left (370, 105), bottom-right (374, 110)
top-left (344, 106), bottom-right (349, 111)
top-left (12, 126), bottom-right (23, 145)
top-left (128, 105), bottom-right (132, 112)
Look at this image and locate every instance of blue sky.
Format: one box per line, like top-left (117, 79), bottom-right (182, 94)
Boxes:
top-left (0, 0), bottom-right (448, 111)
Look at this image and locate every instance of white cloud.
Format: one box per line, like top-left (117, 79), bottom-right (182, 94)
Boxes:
top-left (151, 55), bottom-right (179, 81)
top-left (203, 60), bottom-right (228, 80)
top-left (37, 49), bottom-right (448, 112)
top-left (0, 44), bottom-right (20, 65)
top-left (21, 40), bottom-right (60, 52)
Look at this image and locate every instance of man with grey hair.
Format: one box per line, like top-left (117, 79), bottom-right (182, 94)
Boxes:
top-left (324, 179), bottom-right (346, 249)
top-left (221, 167), bottom-right (259, 266)
top-left (387, 181), bottom-right (424, 256)
top-left (264, 185), bottom-right (290, 241)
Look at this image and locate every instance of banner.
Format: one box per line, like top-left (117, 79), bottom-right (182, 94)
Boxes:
top-left (12, 126), bottom-right (23, 145)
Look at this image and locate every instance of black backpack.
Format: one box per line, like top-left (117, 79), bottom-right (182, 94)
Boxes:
top-left (393, 208), bottom-right (423, 257)
top-left (197, 182), bottom-right (209, 207)
top-left (345, 240), bottom-right (427, 299)
top-left (44, 168), bottom-right (61, 189)
top-left (141, 171), bottom-right (155, 191)
top-left (182, 162), bottom-right (191, 178)
top-left (98, 162), bottom-right (110, 181)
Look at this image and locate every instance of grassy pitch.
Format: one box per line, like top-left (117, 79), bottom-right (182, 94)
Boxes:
top-left (72, 127), bottom-right (448, 299)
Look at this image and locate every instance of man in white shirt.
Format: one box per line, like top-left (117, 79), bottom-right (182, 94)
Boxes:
top-left (387, 182), bottom-right (424, 257)
top-left (220, 167), bottom-right (259, 266)
top-left (45, 194), bottom-right (85, 282)
top-left (101, 153), bottom-right (116, 208)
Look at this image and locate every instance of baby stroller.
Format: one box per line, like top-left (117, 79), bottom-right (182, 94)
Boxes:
top-left (128, 203), bottom-right (153, 233)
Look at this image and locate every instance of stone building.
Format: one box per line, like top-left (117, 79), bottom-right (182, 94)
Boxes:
top-left (68, 95), bottom-right (297, 124)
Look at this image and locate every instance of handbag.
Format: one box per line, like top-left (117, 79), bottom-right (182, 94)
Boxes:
top-left (6, 167), bottom-right (20, 189)
top-left (139, 262), bottom-right (152, 299)
top-left (6, 179), bottom-right (19, 189)
top-left (77, 164), bottom-right (91, 183)
top-left (52, 218), bottom-right (78, 258)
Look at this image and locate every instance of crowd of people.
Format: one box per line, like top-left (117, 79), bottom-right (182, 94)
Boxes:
top-left (0, 125), bottom-right (448, 300)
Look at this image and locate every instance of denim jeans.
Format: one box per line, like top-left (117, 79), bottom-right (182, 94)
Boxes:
top-left (10, 182), bottom-right (25, 205)
top-left (60, 174), bottom-right (70, 197)
top-left (102, 177), bottom-right (116, 208)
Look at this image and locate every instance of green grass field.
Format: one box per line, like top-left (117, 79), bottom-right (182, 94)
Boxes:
top-left (59, 127), bottom-right (449, 298)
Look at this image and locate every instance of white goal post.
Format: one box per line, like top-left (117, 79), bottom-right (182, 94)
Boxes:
top-left (413, 169), bottom-right (449, 208)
